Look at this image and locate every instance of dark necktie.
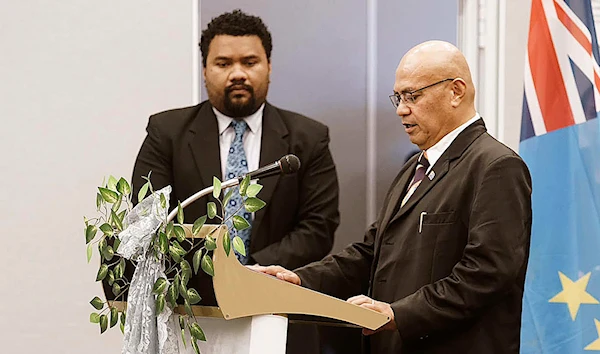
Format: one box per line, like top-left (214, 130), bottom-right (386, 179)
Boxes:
top-left (401, 154), bottom-right (430, 207)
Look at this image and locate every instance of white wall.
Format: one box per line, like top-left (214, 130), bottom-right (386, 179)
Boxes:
top-left (0, 1), bottom-right (194, 352)
top-left (501, 0), bottom-right (532, 150)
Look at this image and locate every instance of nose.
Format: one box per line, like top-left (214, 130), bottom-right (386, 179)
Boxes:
top-left (396, 101), bottom-right (410, 117)
top-left (229, 63), bottom-right (248, 83)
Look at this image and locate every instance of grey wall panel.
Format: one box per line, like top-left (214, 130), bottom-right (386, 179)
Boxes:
top-left (201, 1), bottom-right (368, 252)
top-left (375, 0), bottom-right (459, 214)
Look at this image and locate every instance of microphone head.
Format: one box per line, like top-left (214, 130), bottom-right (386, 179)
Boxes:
top-left (279, 154), bottom-right (301, 174)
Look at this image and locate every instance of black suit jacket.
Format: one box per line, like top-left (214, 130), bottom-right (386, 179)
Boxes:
top-left (129, 100), bottom-right (340, 305)
top-left (296, 119), bottom-right (532, 354)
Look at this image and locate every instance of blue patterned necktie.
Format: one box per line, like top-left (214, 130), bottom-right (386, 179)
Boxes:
top-left (224, 120), bottom-right (252, 264)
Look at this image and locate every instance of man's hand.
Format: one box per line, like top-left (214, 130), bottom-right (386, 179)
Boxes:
top-left (246, 265), bottom-right (301, 286)
top-left (347, 295), bottom-right (397, 335)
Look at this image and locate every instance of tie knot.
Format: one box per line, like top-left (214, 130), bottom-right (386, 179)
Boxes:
top-left (418, 153), bottom-right (430, 169)
top-left (231, 120), bottom-right (248, 136)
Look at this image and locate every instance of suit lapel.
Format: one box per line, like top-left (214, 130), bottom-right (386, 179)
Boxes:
top-left (378, 157), bottom-right (418, 234)
top-left (188, 102), bottom-right (222, 188)
top-left (252, 103), bottom-right (289, 238)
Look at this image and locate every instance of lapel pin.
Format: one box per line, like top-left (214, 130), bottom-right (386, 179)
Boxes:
top-left (428, 170), bottom-right (435, 180)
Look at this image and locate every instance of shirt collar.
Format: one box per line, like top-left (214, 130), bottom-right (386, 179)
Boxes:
top-left (424, 112), bottom-right (480, 168)
top-left (214, 103), bottom-right (265, 135)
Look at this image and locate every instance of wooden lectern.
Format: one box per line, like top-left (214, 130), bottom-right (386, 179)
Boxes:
top-left (112, 224), bottom-right (389, 353)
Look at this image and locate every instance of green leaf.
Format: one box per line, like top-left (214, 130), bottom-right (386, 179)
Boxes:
top-left (192, 216), bottom-right (207, 236)
top-left (111, 209), bottom-right (123, 231)
top-left (85, 225), bottom-right (97, 244)
top-left (177, 201), bottom-right (184, 224)
top-left (86, 243), bottom-right (93, 263)
top-left (166, 222), bottom-right (174, 238)
top-left (103, 245), bottom-right (114, 261)
top-left (170, 240), bottom-right (186, 257)
top-left (246, 184), bottom-right (263, 198)
top-left (98, 187), bottom-right (119, 204)
top-left (232, 215), bottom-right (250, 230)
top-left (110, 307), bottom-right (118, 328)
top-left (99, 238), bottom-right (107, 254)
top-left (96, 193), bottom-right (103, 210)
top-left (213, 177), bottom-right (222, 199)
top-left (160, 193), bottom-right (167, 209)
top-left (207, 202), bottom-right (217, 219)
top-left (187, 288), bottom-right (201, 305)
top-left (156, 293), bottom-right (166, 315)
top-left (99, 314), bottom-right (108, 334)
top-left (112, 283), bottom-right (121, 297)
top-left (239, 175), bottom-right (250, 197)
top-left (204, 235), bottom-right (216, 251)
top-left (181, 329), bottom-right (187, 349)
top-left (107, 270), bottom-right (115, 286)
top-left (114, 258), bottom-right (125, 279)
top-left (244, 197), bottom-right (266, 213)
top-left (120, 321), bottom-right (124, 334)
top-left (179, 315), bottom-right (185, 330)
top-left (90, 312), bottom-right (100, 324)
top-left (166, 283), bottom-right (178, 308)
top-left (190, 322), bottom-right (206, 341)
top-left (174, 225), bottom-right (186, 243)
top-left (96, 264), bottom-right (108, 281)
top-left (90, 296), bottom-right (104, 310)
top-left (99, 223), bottom-right (113, 236)
top-left (159, 232), bottom-right (168, 254)
top-left (138, 182), bottom-right (149, 203)
top-left (222, 189), bottom-right (234, 207)
top-left (111, 195), bottom-right (122, 212)
top-left (193, 250), bottom-right (202, 274)
top-left (152, 277), bottom-right (168, 294)
top-left (232, 236), bottom-right (246, 257)
top-left (184, 299), bottom-right (194, 317)
top-left (113, 238), bottom-right (121, 251)
top-left (222, 230), bottom-right (231, 256)
top-left (181, 260), bottom-right (192, 280)
top-left (121, 311), bottom-right (126, 325)
top-left (169, 247), bottom-right (182, 263)
top-left (175, 274), bottom-right (184, 299)
top-left (201, 254), bottom-right (214, 277)
top-left (192, 338), bottom-right (200, 354)
top-left (116, 178), bottom-right (131, 196)
top-left (107, 176), bottom-right (118, 191)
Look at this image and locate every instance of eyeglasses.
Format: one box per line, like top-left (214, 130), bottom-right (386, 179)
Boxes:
top-left (389, 78), bottom-right (455, 108)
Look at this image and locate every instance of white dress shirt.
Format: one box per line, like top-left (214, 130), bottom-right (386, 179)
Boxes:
top-left (213, 104), bottom-right (264, 180)
top-left (424, 113), bottom-right (481, 172)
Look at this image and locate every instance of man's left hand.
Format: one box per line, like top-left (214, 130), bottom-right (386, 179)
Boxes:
top-left (347, 295), bottom-right (397, 335)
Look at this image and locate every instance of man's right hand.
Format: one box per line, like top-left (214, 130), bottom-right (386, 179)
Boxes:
top-left (247, 265), bottom-right (301, 286)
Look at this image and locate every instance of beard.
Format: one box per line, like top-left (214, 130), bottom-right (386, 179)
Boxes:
top-left (222, 83), bottom-right (259, 118)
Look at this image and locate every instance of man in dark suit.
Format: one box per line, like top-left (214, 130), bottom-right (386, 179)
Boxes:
top-left (253, 40), bottom-right (533, 353)
top-left (130, 10), bottom-right (339, 353)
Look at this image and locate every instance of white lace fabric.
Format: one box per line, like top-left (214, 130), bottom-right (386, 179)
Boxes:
top-left (117, 186), bottom-right (180, 354)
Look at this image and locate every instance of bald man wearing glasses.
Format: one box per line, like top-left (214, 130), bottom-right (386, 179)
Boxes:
top-left (252, 40), bottom-right (532, 354)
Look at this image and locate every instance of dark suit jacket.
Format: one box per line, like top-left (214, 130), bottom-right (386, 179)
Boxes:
top-left (295, 119), bottom-right (532, 354)
top-left (128, 101), bottom-right (340, 306)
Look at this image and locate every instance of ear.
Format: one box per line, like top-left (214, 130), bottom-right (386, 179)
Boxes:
top-left (202, 67), bottom-right (207, 82)
top-left (450, 79), bottom-right (467, 108)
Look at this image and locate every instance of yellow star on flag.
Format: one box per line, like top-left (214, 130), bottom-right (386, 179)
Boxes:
top-left (585, 319), bottom-right (600, 351)
top-left (549, 272), bottom-right (599, 321)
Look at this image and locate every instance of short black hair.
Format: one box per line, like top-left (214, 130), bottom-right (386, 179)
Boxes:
top-left (200, 9), bottom-right (273, 67)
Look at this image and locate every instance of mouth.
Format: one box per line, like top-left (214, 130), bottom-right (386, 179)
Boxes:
top-left (403, 123), bottom-right (417, 129)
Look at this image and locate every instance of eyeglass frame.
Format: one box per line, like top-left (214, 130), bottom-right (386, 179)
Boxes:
top-left (389, 78), bottom-right (456, 108)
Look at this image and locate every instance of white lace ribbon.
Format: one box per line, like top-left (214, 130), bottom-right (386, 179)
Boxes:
top-left (117, 186), bottom-right (180, 354)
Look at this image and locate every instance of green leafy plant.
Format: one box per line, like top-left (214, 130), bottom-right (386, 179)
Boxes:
top-left (85, 174), bottom-right (265, 352)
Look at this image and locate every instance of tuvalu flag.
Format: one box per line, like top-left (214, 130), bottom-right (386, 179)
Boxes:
top-left (520, 0), bottom-right (600, 352)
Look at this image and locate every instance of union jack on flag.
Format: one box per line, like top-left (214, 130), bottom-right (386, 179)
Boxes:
top-left (520, 0), bottom-right (600, 353)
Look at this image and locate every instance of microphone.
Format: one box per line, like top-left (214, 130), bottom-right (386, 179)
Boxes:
top-left (166, 155), bottom-right (301, 223)
top-left (243, 154), bottom-right (301, 181)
